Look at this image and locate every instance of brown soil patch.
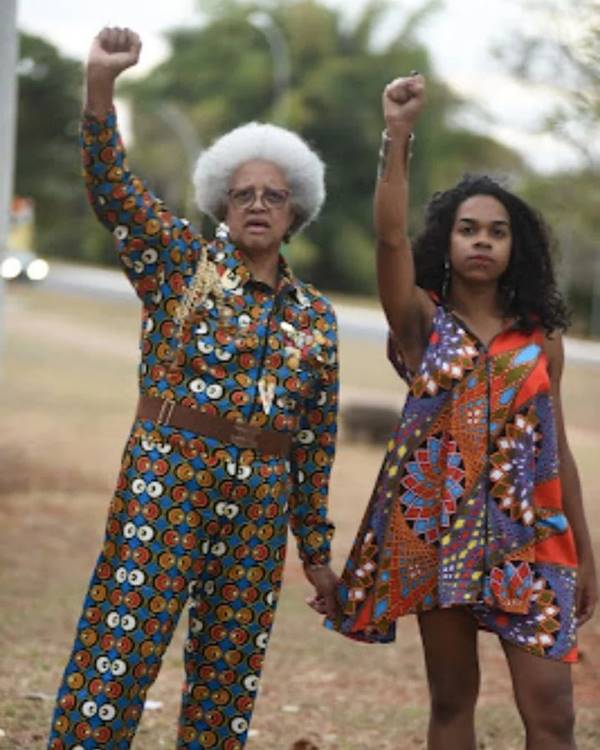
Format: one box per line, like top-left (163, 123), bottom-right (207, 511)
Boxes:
top-left (1, 285), bottom-right (598, 750)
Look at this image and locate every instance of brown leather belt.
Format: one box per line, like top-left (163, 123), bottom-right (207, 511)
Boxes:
top-left (136, 395), bottom-right (292, 458)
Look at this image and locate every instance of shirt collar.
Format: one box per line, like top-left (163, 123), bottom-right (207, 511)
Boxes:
top-left (276, 253), bottom-right (305, 302)
top-left (216, 241), bottom-right (306, 304)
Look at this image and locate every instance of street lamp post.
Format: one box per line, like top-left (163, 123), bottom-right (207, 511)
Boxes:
top-left (248, 12), bottom-right (291, 126)
top-left (0, 0), bottom-right (19, 369)
top-left (591, 252), bottom-right (600, 337)
top-left (154, 102), bottom-right (202, 218)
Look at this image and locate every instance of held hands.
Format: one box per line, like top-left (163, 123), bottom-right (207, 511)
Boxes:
top-left (87, 27), bottom-right (142, 81)
top-left (383, 73), bottom-right (426, 133)
top-left (303, 563), bottom-right (340, 620)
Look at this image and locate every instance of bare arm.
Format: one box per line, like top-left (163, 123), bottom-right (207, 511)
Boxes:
top-left (545, 333), bottom-right (598, 626)
top-left (375, 75), bottom-right (434, 361)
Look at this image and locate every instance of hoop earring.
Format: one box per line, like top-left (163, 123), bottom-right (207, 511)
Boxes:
top-left (442, 258), bottom-right (451, 299)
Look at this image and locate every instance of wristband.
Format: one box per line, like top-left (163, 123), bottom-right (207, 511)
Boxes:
top-left (377, 128), bottom-right (414, 180)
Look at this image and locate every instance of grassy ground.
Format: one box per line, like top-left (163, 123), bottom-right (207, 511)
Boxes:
top-left (1, 285), bottom-right (599, 750)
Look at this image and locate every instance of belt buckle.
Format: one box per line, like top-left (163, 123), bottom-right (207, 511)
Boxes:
top-left (156, 398), bottom-right (175, 427)
top-left (231, 422), bottom-right (259, 450)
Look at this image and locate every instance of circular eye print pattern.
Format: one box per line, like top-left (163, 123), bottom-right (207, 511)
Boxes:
top-left (48, 109), bottom-right (339, 749)
top-left (47, 425), bottom-right (293, 749)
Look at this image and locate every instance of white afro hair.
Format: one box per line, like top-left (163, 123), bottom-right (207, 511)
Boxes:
top-left (193, 122), bottom-right (326, 236)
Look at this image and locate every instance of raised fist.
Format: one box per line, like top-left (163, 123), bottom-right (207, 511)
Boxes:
top-left (383, 74), bottom-right (426, 130)
top-left (87, 27), bottom-right (142, 80)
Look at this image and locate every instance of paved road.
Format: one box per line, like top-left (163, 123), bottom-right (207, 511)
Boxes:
top-left (43, 261), bottom-right (600, 366)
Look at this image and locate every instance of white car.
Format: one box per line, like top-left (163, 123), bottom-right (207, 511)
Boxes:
top-left (1, 249), bottom-right (49, 281)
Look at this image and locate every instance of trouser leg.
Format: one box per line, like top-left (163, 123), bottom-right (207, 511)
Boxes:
top-left (47, 436), bottom-right (203, 750)
top-left (177, 494), bottom-right (288, 750)
top-left (47, 551), bottom-right (191, 749)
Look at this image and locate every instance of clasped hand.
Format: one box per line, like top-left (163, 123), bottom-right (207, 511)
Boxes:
top-left (304, 563), bottom-right (340, 620)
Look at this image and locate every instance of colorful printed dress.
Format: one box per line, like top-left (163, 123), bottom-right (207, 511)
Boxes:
top-left (329, 304), bottom-right (578, 662)
top-left (47, 111), bottom-right (338, 750)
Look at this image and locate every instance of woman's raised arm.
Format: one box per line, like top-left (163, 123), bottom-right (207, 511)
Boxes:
top-left (374, 75), bottom-right (434, 354)
top-left (82, 28), bottom-right (203, 308)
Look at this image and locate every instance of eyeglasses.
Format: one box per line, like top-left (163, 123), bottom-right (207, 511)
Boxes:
top-left (227, 186), bottom-right (290, 210)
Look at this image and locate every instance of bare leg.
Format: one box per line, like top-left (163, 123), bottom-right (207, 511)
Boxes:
top-left (501, 640), bottom-right (576, 750)
top-left (417, 607), bottom-right (480, 750)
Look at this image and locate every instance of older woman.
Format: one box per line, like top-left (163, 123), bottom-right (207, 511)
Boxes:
top-left (47, 27), bottom-right (339, 750)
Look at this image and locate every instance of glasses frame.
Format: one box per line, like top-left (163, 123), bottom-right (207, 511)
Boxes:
top-left (227, 186), bottom-right (291, 210)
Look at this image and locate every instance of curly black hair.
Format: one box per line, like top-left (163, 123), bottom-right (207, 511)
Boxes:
top-left (412, 174), bottom-right (569, 333)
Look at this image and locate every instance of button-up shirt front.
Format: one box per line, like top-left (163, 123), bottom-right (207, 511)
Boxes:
top-left (82, 111), bottom-right (338, 564)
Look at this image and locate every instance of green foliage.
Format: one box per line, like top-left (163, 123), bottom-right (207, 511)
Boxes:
top-left (122, 0), bottom-right (526, 294)
top-left (498, 0), bottom-right (600, 333)
top-left (520, 169), bottom-right (600, 335)
top-left (14, 2), bottom-right (531, 293)
top-left (427, 129), bottom-right (525, 192)
top-left (15, 33), bottom-right (110, 263)
top-left (498, 0), bottom-right (600, 166)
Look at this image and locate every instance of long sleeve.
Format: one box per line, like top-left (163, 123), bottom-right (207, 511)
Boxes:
top-left (81, 109), bottom-right (199, 308)
top-left (288, 315), bottom-right (339, 565)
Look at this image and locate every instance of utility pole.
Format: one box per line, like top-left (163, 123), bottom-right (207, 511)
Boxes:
top-left (591, 252), bottom-right (600, 337)
top-left (248, 12), bottom-right (291, 126)
top-left (0, 0), bottom-right (19, 367)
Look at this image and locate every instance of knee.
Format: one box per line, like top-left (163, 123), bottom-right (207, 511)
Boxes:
top-left (430, 681), bottom-right (478, 724)
top-left (521, 689), bottom-right (575, 741)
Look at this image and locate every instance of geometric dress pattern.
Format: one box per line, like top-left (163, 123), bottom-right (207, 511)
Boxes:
top-left (328, 304), bottom-right (578, 662)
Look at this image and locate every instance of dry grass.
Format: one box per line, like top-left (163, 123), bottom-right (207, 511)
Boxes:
top-left (0, 285), bottom-right (599, 750)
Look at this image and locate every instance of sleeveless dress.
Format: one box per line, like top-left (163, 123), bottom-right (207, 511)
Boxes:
top-left (329, 304), bottom-right (578, 662)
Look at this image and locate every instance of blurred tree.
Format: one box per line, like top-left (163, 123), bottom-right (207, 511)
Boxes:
top-left (520, 168), bottom-right (600, 335)
top-left (15, 34), bottom-right (108, 263)
top-left (498, 0), bottom-right (600, 333)
top-left (499, 0), bottom-right (600, 166)
top-left (14, 4), bottom-right (530, 289)
top-left (123, 0), bottom-right (527, 294)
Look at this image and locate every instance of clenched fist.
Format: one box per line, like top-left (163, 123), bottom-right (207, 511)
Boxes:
top-left (383, 73), bottom-right (426, 131)
top-left (87, 27), bottom-right (142, 81)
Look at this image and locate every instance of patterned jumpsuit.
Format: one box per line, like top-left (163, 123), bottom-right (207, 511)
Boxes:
top-left (47, 111), bottom-right (339, 750)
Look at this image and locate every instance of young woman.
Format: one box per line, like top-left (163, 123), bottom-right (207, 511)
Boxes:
top-left (323, 74), bottom-right (598, 750)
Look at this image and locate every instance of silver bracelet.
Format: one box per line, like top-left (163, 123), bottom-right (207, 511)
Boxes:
top-left (377, 129), bottom-right (415, 180)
